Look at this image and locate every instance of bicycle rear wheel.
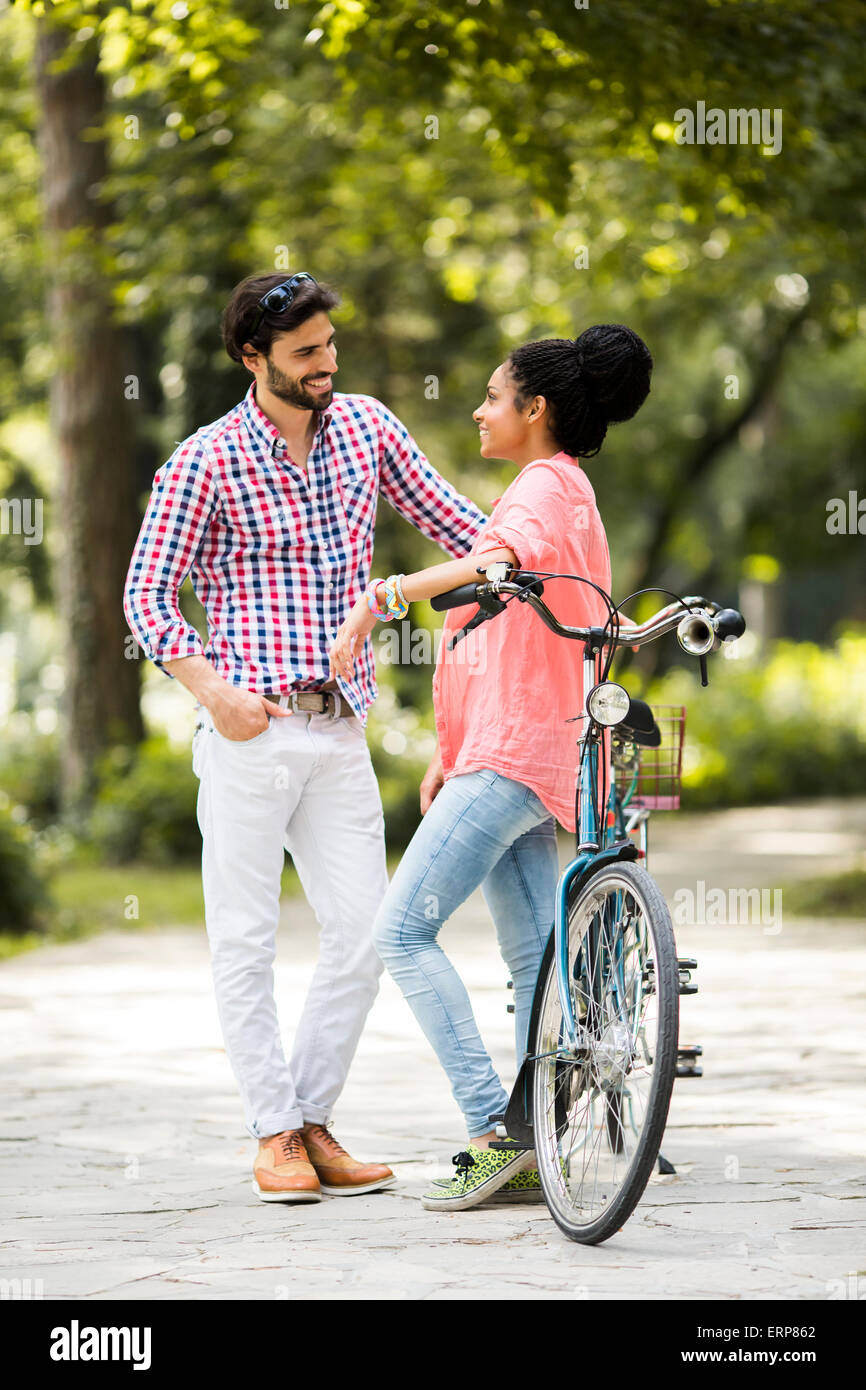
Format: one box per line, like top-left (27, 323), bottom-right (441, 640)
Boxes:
top-left (531, 861), bottom-right (679, 1244)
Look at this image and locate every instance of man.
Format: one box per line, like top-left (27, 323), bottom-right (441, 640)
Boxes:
top-left (123, 271), bottom-right (486, 1203)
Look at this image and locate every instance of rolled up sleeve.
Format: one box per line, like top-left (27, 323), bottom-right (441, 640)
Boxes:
top-left (122, 435), bottom-right (217, 675)
top-left (480, 461), bottom-right (566, 573)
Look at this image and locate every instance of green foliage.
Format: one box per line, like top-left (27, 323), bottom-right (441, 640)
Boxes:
top-left (0, 731), bottom-right (61, 829)
top-left (50, 859), bottom-right (205, 933)
top-left (0, 802), bottom-right (52, 935)
top-left (371, 749), bottom-right (428, 850)
top-left (4, 0), bottom-right (865, 621)
top-left (1, 0), bottom-right (864, 844)
top-left (783, 869), bottom-right (866, 919)
top-left (645, 629), bottom-right (866, 808)
top-left (87, 736), bottom-right (201, 864)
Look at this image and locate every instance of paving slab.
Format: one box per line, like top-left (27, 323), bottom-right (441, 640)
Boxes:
top-left (1, 800), bottom-right (864, 1300)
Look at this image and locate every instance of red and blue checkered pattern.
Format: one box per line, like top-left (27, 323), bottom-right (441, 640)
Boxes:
top-left (123, 383), bottom-right (487, 720)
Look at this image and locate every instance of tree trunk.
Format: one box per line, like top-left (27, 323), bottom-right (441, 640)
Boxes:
top-left (34, 16), bottom-right (143, 819)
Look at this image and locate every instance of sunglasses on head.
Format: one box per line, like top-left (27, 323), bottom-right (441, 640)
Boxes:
top-left (248, 273), bottom-right (318, 337)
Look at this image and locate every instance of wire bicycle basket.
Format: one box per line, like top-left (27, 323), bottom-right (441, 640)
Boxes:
top-left (612, 705), bottom-right (687, 811)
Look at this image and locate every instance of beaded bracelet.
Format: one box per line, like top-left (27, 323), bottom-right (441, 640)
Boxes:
top-left (365, 578), bottom-right (390, 618)
top-left (382, 573), bottom-right (409, 620)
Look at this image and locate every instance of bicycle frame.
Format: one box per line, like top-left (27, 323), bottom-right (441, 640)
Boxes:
top-left (552, 641), bottom-right (637, 1053)
top-left (474, 582), bottom-right (716, 1058)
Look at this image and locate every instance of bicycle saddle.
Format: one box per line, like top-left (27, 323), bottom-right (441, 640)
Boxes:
top-left (618, 697), bottom-right (661, 747)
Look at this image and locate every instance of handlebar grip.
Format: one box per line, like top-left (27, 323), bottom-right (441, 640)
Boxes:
top-left (432, 571), bottom-right (543, 612)
top-left (431, 583), bottom-right (481, 612)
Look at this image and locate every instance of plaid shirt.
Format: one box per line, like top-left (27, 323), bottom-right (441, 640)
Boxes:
top-left (123, 384), bottom-right (487, 720)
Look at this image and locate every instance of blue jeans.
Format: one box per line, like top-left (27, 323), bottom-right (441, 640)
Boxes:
top-left (372, 769), bottom-right (558, 1137)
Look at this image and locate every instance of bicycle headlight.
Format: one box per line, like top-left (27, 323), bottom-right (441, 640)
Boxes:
top-left (586, 682), bottom-right (630, 727)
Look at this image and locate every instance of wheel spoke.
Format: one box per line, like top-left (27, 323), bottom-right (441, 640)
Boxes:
top-left (532, 865), bottom-right (678, 1239)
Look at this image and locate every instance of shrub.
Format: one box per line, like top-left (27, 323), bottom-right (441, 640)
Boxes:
top-left (0, 731), bottom-right (61, 829)
top-left (783, 869), bottom-right (866, 918)
top-left (645, 629), bottom-right (866, 809)
top-left (87, 736), bottom-right (201, 865)
top-left (0, 801), bottom-right (52, 934)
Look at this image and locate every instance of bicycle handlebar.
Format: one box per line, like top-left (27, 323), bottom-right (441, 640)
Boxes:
top-left (430, 582), bottom-right (482, 611)
top-left (431, 570), bottom-right (744, 654)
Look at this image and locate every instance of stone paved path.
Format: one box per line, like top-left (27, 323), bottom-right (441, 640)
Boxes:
top-left (1, 799), bottom-right (864, 1300)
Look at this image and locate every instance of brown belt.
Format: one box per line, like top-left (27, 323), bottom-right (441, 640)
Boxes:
top-left (264, 689), bottom-right (354, 719)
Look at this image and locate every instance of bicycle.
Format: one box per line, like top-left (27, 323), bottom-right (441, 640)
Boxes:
top-left (431, 565), bottom-right (746, 1245)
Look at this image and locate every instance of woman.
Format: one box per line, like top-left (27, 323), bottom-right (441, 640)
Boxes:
top-left (329, 325), bottom-right (652, 1210)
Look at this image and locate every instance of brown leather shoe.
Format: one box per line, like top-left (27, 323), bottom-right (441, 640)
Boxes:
top-left (300, 1122), bottom-right (395, 1196)
top-left (252, 1129), bottom-right (322, 1203)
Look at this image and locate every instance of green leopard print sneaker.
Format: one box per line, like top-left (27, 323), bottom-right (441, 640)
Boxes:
top-left (421, 1144), bottom-right (533, 1211)
top-left (435, 1167), bottom-right (544, 1205)
top-left (430, 1148), bottom-right (543, 1204)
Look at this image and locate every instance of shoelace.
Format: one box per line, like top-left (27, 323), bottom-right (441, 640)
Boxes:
top-left (277, 1131), bottom-right (305, 1162)
top-left (304, 1123), bottom-right (348, 1158)
top-left (452, 1150), bottom-right (476, 1182)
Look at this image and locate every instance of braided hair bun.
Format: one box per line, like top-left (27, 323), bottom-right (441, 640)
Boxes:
top-left (508, 324), bottom-right (652, 457)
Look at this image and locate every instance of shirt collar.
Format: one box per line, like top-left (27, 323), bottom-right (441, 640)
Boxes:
top-left (241, 382), bottom-right (332, 457)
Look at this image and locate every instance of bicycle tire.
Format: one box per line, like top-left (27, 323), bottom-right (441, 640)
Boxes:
top-left (530, 860), bottom-right (679, 1245)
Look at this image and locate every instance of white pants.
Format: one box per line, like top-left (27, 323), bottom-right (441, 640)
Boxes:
top-left (192, 697), bottom-right (388, 1139)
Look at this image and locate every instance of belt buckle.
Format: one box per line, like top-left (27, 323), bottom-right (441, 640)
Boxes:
top-left (287, 690), bottom-right (340, 718)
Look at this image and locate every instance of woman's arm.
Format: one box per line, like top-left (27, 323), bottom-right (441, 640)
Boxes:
top-left (329, 545), bottom-right (518, 682)
top-left (380, 546), bottom-right (517, 607)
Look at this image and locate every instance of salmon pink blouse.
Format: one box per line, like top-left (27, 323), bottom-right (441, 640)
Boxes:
top-left (432, 453), bottom-right (612, 832)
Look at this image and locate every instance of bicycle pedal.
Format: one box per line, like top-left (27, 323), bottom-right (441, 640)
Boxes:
top-left (678, 958), bottom-right (698, 995)
top-left (676, 1043), bottom-right (703, 1078)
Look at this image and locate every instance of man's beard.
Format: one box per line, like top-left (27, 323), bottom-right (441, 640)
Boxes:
top-left (264, 356), bottom-right (332, 410)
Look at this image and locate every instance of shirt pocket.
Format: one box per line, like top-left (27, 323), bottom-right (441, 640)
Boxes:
top-left (219, 479), bottom-right (302, 556)
top-left (338, 466), bottom-right (378, 529)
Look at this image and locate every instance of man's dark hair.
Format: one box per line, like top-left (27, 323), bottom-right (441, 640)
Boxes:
top-left (220, 272), bottom-right (340, 364)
